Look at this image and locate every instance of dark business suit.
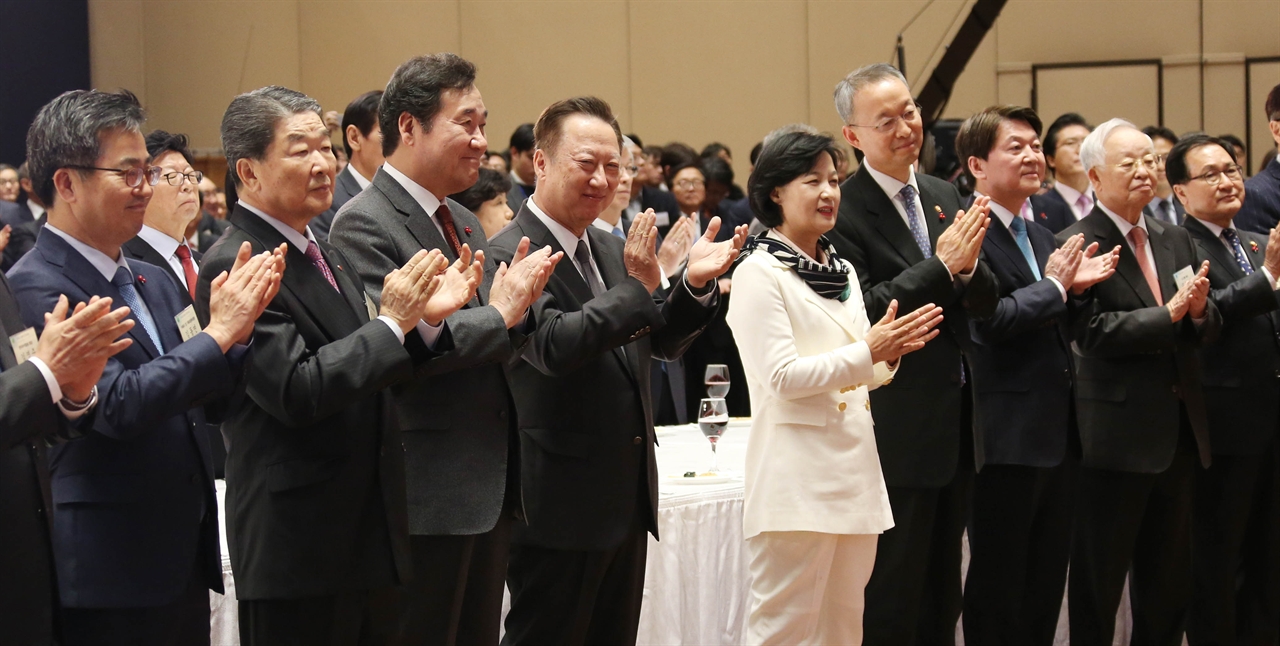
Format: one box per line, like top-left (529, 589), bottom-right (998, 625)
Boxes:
top-left (1, 200), bottom-right (26, 271)
top-left (3, 212), bottom-right (44, 270)
top-left (1026, 191), bottom-right (1076, 234)
top-left (629, 186), bottom-right (680, 236)
top-left (1057, 207), bottom-right (1220, 646)
top-left (1183, 216), bottom-right (1280, 645)
top-left (195, 213), bottom-right (230, 253)
top-left (0, 271), bottom-right (71, 646)
top-left (122, 235), bottom-right (227, 480)
top-left (505, 175), bottom-right (534, 215)
top-left (827, 166), bottom-right (998, 646)
top-left (489, 203), bottom-right (717, 645)
top-left (197, 204), bottom-right (445, 645)
top-left (9, 229), bottom-right (237, 645)
top-left (962, 208), bottom-right (1076, 645)
top-left (1236, 157), bottom-right (1280, 235)
top-left (312, 165), bottom-right (365, 241)
top-left (329, 168), bottom-right (529, 646)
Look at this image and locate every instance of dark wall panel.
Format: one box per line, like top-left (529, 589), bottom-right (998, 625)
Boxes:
top-left (0, 0), bottom-right (91, 165)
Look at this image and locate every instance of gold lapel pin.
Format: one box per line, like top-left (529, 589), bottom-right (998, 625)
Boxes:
top-left (934, 205), bottom-right (944, 220)
top-left (1250, 240), bottom-right (1260, 253)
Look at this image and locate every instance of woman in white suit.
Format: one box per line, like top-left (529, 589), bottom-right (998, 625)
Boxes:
top-left (726, 126), bottom-right (944, 645)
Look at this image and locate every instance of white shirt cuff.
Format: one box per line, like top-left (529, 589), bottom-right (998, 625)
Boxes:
top-left (683, 272), bottom-right (717, 306)
top-left (28, 356), bottom-right (95, 419)
top-left (1263, 266), bottom-right (1278, 289)
top-left (1047, 276), bottom-right (1068, 302)
top-left (414, 318), bottom-right (445, 349)
top-left (376, 315), bottom-right (406, 345)
top-left (659, 272), bottom-right (672, 292)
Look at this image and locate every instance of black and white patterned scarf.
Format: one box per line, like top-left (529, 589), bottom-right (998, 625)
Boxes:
top-left (738, 232), bottom-right (852, 301)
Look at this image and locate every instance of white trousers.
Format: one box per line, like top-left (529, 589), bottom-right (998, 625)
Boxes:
top-left (745, 531), bottom-right (878, 646)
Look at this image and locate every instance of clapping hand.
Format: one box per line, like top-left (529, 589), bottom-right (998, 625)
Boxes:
top-left (1166, 260), bottom-right (1211, 322)
top-left (935, 195), bottom-right (991, 275)
top-left (380, 249), bottom-right (449, 333)
top-left (36, 295), bottom-right (134, 402)
top-left (489, 237), bottom-right (563, 328)
top-left (865, 299), bottom-right (944, 365)
top-left (1044, 234), bottom-right (1085, 291)
top-left (624, 210), bottom-right (663, 293)
top-left (1264, 227), bottom-right (1280, 279)
top-left (423, 244), bottom-right (484, 325)
top-left (1071, 243), bottom-right (1120, 294)
top-left (206, 241), bottom-right (285, 350)
top-left (657, 216), bottom-right (697, 278)
top-left (685, 216), bottom-right (749, 290)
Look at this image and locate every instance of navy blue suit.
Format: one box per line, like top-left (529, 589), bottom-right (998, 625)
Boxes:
top-left (1236, 158), bottom-right (1280, 235)
top-left (1027, 192), bottom-right (1076, 234)
top-left (7, 229), bottom-right (241, 634)
top-left (962, 210), bottom-right (1077, 645)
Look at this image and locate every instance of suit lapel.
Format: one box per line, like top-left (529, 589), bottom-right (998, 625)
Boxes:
top-left (1088, 209), bottom-right (1160, 308)
top-left (855, 168), bottom-right (927, 266)
top-left (516, 205), bottom-right (596, 304)
top-left (918, 180), bottom-right (948, 246)
top-left (588, 227), bottom-right (640, 380)
top-left (45, 236), bottom-right (163, 359)
top-left (319, 241), bottom-right (372, 324)
top-left (987, 218), bottom-right (1038, 285)
top-left (1185, 218), bottom-right (1245, 281)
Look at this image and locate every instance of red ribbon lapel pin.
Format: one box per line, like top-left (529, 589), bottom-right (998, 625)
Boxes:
top-left (464, 226), bottom-right (472, 235)
top-left (934, 205), bottom-right (945, 220)
top-left (136, 274), bottom-right (146, 285)
top-left (1250, 240), bottom-right (1260, 253)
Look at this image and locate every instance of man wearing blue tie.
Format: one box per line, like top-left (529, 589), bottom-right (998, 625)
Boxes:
top-left (8, 88), bottom-right (282, 646)
top-left (954, 105), bottom-right (1120, 645)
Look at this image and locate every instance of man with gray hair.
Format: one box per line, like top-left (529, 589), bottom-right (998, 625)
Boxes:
top-left (198, 84), bottom-right (481, 645)
top-left (9, 88), bottom-right (282, 645)
top-left (1056, 117), bottom-right (1219, 645)
top-left (830, 62), bottom-right (998, 644)
top-left (329, 53), bottom-right (559, 646)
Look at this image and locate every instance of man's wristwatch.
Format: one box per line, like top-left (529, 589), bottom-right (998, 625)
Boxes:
top-left (60, 385), bottom-right (98, 412)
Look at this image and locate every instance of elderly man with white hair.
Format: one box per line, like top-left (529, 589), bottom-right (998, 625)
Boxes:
top-left (1056, 118), bottom-right (1220, 646)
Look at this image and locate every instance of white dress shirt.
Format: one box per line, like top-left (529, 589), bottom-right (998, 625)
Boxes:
top-left (977, 193), bottom-right (1067, 301)
top-left (26, 199), bottom-right (45, 221)
top-left (137, 225), bottom-right (198, 292)
top-left (349, 165), bottom-right (373, 191)
top-left (1097, 203), bottom-right (1156, 273)
top-left (1054, 181), bottom-right (1093, 220)
top-left (864, 163), bottom-right (972, 281)
top-left (238, 200), bottom-right (420, 346)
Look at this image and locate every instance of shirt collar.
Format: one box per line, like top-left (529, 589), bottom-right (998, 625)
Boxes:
top-left (44, 223), bottom-right (129, 282)
top-left (509, 169), bottom-right (532, 189)
top-left (238, 200), bottom-right (316, 253)
top-left (382, 162), bottom-right (442, 218)
top-left (1098, 201), bottom-right (1148, 239)
top-left (348, 164), bottom-right (374, 190)
top-left (591, 218), bottom-right (620, 234)
top-left (527, 197), bottom-right (588, 255)
top-left (1054, 181), bottom-right (1085, 204)
top-left (1195, 217), bottom-right (1233, 238)
top-left (974, 191), bottom-right (1023, 230)
top-left (1148, 194), bottom-right (1174, 209)
top-left (864, 163), bottom-right (918, 203)
top-left (26, 199), bottom-right (45, 219)
top-left (137, 224), bottom-right (182, 260)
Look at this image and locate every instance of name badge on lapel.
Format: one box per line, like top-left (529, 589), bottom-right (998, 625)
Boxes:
top-left (653, 211), bottom-right (671, 227)
top-left (364, 293), bottom-right (378, 321)
top-left (1173, 265), bottom-right (1195, 291)
top-left (9, 327), bottom-right (38, 363)
top-left (175, 305), bottom-right (202, 342)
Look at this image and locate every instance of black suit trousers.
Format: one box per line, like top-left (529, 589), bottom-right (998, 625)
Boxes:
top-left (1070, 420), bottom-right (1197, 646)
top-left (395, 512), bottom-right (515, 646)
top-left (1189, 441), bottom-right (1280, 646)
top-left (962, 461), bottom-right (1075, 646)
top-left (238, 586), bottom-right (401, 646)
top-left (62, 546), bottom-right (211, 646)
top-left (501, 522), bottom-right (648, 646)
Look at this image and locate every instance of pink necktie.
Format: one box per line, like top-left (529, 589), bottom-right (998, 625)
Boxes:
top-left (1077, 193), bottom-right (1094, 218)
top-left (304, 242), bottom-right (341, 293)
top-left (1019, 199), bottom-right (1034, 222)
top-left (1127, 227), bottom-right (1163, 306)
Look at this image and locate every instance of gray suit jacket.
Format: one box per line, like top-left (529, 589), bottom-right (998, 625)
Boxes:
top-left (312, 166), bottom-right (365, 241)
top-left (328, 168), bottom-right (531, 536)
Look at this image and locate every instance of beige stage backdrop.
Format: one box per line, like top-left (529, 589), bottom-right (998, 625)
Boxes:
top-left (88, 0), bottom-right (1280, 184)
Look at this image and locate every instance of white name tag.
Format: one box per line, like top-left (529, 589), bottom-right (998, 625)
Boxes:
top-left (653, 211), bottom-right (671, 227)
top-left (1173, 265), bottom-right (1195, 291)
top-left (365, 293), bottom-right (378, 321)
top-left (175, 305), bottom-right (201, 342)
top-left (9, 327), bottom-right (37, 364)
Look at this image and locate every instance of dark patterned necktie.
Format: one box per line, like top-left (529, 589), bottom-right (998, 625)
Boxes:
top-left (1221, 228), bottom-right (1254, 275)
top-left (898, 184), bottom-right (932, 259)
top-left (436, 203), bottom-right (463, 257)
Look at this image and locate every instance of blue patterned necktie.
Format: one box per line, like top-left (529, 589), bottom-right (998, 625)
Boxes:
top-left (1221, 228), bottom-right (1254, 275)
top-left (898, 184), bottom-right (932, 259)
top-left (1008, 216), bottom-right (1042, 280)
top-left (612, 226), bottom-right (626, 240)
top-left (112, 266), bottom-right (164, 353)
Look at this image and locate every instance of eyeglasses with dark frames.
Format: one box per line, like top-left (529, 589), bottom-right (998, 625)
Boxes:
top-left (161, 170), bottom-right (203, 187)
top-left (1187, 164), bottom-right (1244, 186)
top-left (66, 165), bottom-right (163, 188)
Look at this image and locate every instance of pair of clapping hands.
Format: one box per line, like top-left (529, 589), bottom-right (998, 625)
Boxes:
top-left (379, 238), bottom-right (564, 334)
top-left (623, 210), bottom-right (750, 294)
top-left (35, 241), bottom-right (286, 403)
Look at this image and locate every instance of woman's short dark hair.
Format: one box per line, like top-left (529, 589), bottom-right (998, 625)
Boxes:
top-left (1165, 134), bottom-right (1237, 186)
top-left (748, 126), bottom-right (839, 228)
top-left (144, 130), bottom-right (194, 166)
top-left (449, 167), bottom-right (511, 213)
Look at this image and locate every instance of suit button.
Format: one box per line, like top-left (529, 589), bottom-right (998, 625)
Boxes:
top-left (838, 402), bottom-right (847, 412)
top-left (633, 436), bottom-right (642, 445)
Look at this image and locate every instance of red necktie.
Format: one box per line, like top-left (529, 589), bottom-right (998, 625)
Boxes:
top-left (174, 243), bottom-right (198, 301)
top-left (436, 203), bottom-right (463, 257)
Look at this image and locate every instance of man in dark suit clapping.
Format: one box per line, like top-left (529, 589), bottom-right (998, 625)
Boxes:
top-left (1058, 118), bottom-right (1220, 646)
top-left (198, 85), bottom-right (481, 646)
top-left (954, 105), bottom-right (1119, 645)
top-left (828, 63), bottom-right (999, 645)
top-left (9, 88), bottom-right (282, 646)
top-left (1168, 134), bottom-right (1280, 645)
top-left (490, 96), bottom-right (745, 646)
top-left (329, 53), bottom-right (559, 646)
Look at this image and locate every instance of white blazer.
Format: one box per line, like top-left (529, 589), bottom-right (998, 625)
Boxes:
top-left (726, 244), bottom-right (896, 539)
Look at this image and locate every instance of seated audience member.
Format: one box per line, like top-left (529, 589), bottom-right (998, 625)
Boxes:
top-left (702, 142), bottom-right (745, 200)
top-left (0, 164), bottom-right (19, 203)
top-left (1168, 134), bottom-right (1280, 645)
top-left (702, 155), bottom-right (751, 230)
top-left (1143, 125), bottom-right (1185, 224)
top-left (196, 176), bottom-right (230, 251)
top-left (15, 162), bottom-right (46, 224)
top-left (198, 84), bottom-right (478, 646)
top-left (490, 94), bottom-right (744, 646)
top-left (1, 163), bottom-right (47, 269)
top-left (1042, 112), bottom-right (1095, 220)
top-left (450, 167), bottom-right (515, 239)
top-left (640, 145), bottom-right (668, 190)
top-left (1057, 118), bottom-right (1218, 646)
top-left (661, 142), bottom-right (698, 189)
top-left (507, 122), bottom-right (536, 209)
top-left (484, 150), bottom-right (508, 174)
top-left (671, 162), bottom-right (707, 229)
top-left (1216, 134), bottom-right (1247, 165)
top-left (10, 88), bottom-right (281, 646)
top-left (622, 138), bottom-right (680, 233)
top-left (1236, 84), bottom-right (1280, 234)
top-left (728, 124), bottom-right (941, 646)
top-left (0, 280), bottom-right (134, 645)
top-left (313, 89), bottom-right (384, 240)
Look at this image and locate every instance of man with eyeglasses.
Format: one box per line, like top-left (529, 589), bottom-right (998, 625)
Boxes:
top-left (1168, 134), bottom-right (1280, 645)
top-left (830, 62), bottom-right (999, 645)
top-left (8, 88), bottom-right (283, 646)
top-left (123, 131), bottom-right (205, 304)
top-left (1056, 118), bottom-right (1220, 645)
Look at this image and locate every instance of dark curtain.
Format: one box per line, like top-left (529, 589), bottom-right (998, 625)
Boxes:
top-left (0, 0), bottom-right (90, 166)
